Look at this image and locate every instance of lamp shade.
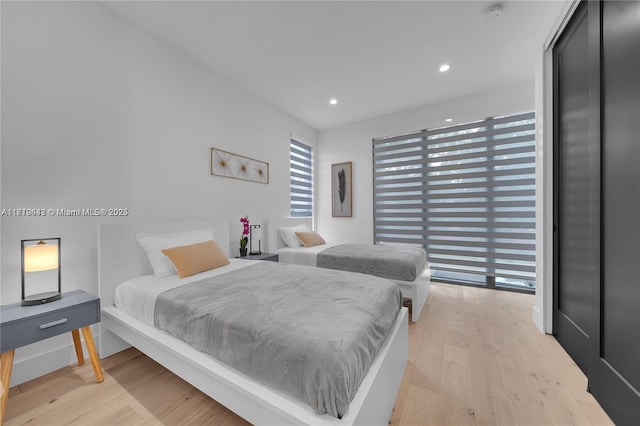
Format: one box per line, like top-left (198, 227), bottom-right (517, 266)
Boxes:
top-left (249, 225), bottom-right (262, 255)
top-left (24, 241), bottom-right (59, 272)
top-left (252, 226), bottom-right (263, 239)
top-left (21, 238), bottom-right (62, 305)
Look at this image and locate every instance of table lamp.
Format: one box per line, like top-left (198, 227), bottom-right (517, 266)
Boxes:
top-left (249, 225), bottom-right (262, 255)
top-left (21, 238), bottom-right (62, 306)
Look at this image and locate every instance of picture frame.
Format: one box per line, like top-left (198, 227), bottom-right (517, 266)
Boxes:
top-left (210, 148), bottom-right (269, 184)
top-left (331, 162), bottom-right (352, 217)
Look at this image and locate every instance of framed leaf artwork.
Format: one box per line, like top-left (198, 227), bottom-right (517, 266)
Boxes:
top-left (210, 148), bottom-right (269, 184)
top-left (331, 162), bottom-right (352, 217)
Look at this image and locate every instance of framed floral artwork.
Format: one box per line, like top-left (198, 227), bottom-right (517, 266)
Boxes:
top-left (331, 162), bottom-right (352, 217)
top-left (210, 148), bottom-right (269, 184)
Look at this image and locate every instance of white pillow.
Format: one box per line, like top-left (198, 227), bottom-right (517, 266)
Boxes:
top-left (136, 228), bottom-right (215, 277)
top-left (277, 224), bottom-right (311, 248)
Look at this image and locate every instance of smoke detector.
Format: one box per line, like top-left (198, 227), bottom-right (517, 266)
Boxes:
top-left (487, 4), bottom-right (503, 21)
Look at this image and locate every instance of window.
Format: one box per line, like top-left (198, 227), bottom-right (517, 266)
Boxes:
top-left (372, 112), bottom-right (536, 290)
top-left (290, 139), bottom-right (313, 217)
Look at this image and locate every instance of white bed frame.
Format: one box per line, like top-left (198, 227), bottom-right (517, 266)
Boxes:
top-left (266, 218), bottom-right (430, 322)
top-left (98, 220), bottom-right (408, 426)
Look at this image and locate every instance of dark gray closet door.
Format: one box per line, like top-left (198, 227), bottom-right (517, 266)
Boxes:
top-left (553, 2), bottom-right (593, 374)
top-left (589, 1), bottom-right (640, 424)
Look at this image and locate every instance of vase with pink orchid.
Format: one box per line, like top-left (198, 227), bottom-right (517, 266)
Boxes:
top-left (239, 216), bottom-right (249, 256)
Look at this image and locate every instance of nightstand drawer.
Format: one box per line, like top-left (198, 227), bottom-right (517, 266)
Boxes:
top-left (0, 299), bottom-right (100, 351)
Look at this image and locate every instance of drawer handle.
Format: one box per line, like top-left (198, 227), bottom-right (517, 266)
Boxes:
top-left (39, 318), bottom-right (68, 329)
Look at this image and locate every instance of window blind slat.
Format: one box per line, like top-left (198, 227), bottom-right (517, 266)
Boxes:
top-left (376, 236), bottom-right (535, 251)
top-left (374, 113), bottom-right (535, 151)
top-left (290, 171), bottom-right (313, 181)
top-left (374, 189), bottom-right (535, 202)
top-left (291, 196), bottom-right (312, 203)
top-left (424, 144), bottom-right (535, 164)
top-left (374, 130), bottom-right (535, 162)
top-left (375, 229), bottom-right (535, 240)
top-left (373, 156), bottom-right (534, 178)
top-left (290, 155), bottom-right (312, 167)
top-left (290, 203), bottom-right (312, 210)
top-left (374, 210), bottom-right (534, 218)
top-left (290, 186), bottom-right (313, 195)
top-left (427, 265), bottom-right (535, 280)
top-left (291, 142), bottom-right (311, 156)
top-left (374, 200), bottom-right (535, 209)
top-left (426, 248), bottom-right (535, 262)
top-left (375, 220), bottom-right (535, 229)
top-left (375, 178), bottom-right (535, 193)
top-left (428, 264), bottom-right (535, 280)
top-left (374, 168), bottom-right (535, 186)
top-left (375, 112), bottom-right (534, 144)
top-left (427, 257), bottom-right (536, 273)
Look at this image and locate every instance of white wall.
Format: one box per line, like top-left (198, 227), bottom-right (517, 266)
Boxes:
top-left (0, 1), bottom-right (315, 385)
top-left (316, 82), bottom-right (535, 244)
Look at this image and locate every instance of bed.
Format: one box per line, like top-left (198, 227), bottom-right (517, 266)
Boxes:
top-left (98, 220), bottom-right (408, 425)
top-left (266, 218), bottom-right (430, 322)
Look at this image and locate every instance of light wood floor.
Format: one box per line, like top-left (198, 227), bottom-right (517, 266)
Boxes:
top-left (5, 282), bottom-right (613, 425)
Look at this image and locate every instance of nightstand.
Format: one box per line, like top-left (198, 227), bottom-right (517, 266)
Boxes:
top-left (236, 252), bottom-right (279, 262)
top-left (0, 290), bottom-right (103, 423)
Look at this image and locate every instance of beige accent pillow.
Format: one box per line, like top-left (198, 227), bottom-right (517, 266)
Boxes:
top-left (161, 240), bottom-right (229, 278)
top-left (136, 228), bottom-right (215, 277)
top-left (295, 231), bottom-right (326, 247)
top-left (277, 224), bottom-right (310, 247)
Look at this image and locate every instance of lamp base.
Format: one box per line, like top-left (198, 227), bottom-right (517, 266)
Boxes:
top-left (249, 251), bottom-right (262, 255)
top-left (22, 291), bottom-right (62, 306)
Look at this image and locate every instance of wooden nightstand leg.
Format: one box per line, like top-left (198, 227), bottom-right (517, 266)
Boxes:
top-left (1, 349), bottom-right (15, 425)
top-left (80, 326), bottom-right (103, 383)
top-left (71, 329), bottom-right (85, 365)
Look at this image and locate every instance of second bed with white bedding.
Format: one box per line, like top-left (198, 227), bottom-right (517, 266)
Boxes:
top-left (279, 243), bottom-right (427, 283)
top-left (270, 218), bottom-right (431, 322)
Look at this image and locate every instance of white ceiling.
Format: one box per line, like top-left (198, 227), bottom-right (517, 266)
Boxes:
top-left (102, 1), bottom-right (567, 130)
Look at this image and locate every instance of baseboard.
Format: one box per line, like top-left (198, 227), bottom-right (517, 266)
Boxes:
top-left (532, 305), bottom-right (544, 334)
top-left (99, 320), bottom-right (131, 358)
top-left (9, 335), bottom-right (95, 387)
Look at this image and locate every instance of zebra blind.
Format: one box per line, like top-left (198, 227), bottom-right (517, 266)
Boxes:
top-left (373, 112), bottom-right (535, 282)
top-left (290, 139), bottom-right (313, 217)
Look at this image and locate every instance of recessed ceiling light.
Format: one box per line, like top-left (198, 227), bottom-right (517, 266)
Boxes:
top-left (487, 4), bottom-right (503, 21)
top-left (439, 64), bottom-right (450, 73)
top-left (329, 98), bottom-right (338, 105)
top-left (445, 118), bottom-right (453, 122)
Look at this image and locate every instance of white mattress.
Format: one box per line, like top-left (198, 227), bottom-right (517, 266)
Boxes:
top-left (276, 242), bottom-right (340, 266)
top-left (114, 259), bottom-right (257, 326)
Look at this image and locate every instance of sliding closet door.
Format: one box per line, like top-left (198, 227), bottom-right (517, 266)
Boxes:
top-left (553, 2), bottom-right (593, 374)
top-left (589, 1), bottom-right (640, 423)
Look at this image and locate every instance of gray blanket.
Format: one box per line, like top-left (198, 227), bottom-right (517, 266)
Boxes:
top-left (154, 262), bottom-right (402, 418)
top-left (317, 244), bottom-right (427, 282)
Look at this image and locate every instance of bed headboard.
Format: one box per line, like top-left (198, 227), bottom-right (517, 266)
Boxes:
top-left (265, 217), bottom-right (313, 252)
top-left (98, 219), bottom-right (230, 308)
top-left (98, 219), bottom-right (229, 357)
